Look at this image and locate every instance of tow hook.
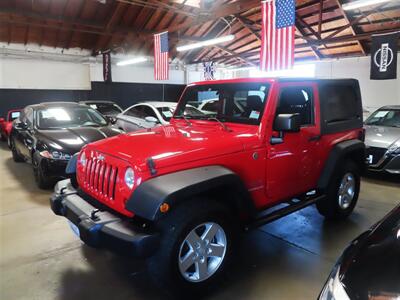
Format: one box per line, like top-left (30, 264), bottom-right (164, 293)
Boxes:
top-left (90, 209), bottom-right (101, 221)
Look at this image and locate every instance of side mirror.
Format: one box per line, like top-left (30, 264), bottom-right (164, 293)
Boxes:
top-left (107, 116), bottom-right (117, 124)
top-left (145, 116), bottom-right (159, 123)
top-left (15, 121), bottom-right (28, 130)
top-left (271, 114), bottom-right (301, 145)
top-left (273, 113), bottom-right (301, 132)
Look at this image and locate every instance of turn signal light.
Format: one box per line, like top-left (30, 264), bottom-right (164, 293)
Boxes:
top-left (159, 203), bottom-right (170, 213)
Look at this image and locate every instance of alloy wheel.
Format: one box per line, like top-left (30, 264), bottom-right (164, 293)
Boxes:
top-left (338, 172), bottom-right (356, 210)
top-left (178, 222), bottom-right (227, 283)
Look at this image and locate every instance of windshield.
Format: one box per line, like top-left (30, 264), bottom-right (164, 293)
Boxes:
top-left (37, 107), bottom-right (108, 129)
top-left (365, 109), bottom-right (400, 127)
top-left (87, 103), bottom-right (122, 116)
top-left (9, 111), bottom-right (20, 121)
top-left (157, 106), bottom-right (204, 121)
top-left (175, 82), bottom-right (270, 125)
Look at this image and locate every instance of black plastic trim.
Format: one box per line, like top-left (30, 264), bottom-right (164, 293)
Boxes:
top-left (125, 166), bottom-right (255, 221)
top-left (317, 139), bottom-right (365, 190)
top-left (50, 179), bottom-right (160, 257)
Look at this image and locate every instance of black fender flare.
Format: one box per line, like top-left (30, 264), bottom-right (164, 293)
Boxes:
top-left (125, 166), bottom-right (255, 222)
top-left (317, 139), bottom-right (365, 191)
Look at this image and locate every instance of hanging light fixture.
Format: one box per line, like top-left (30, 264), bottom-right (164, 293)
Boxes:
top-left (342, 0), bottom-right (392, 10)
top-left (176, 35), bottom-right (235, 52)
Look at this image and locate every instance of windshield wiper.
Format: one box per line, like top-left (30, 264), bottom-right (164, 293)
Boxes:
top-left (175, 115), bottom-right (192, 126)
top-left (207, 117), bottom-right (232, 132)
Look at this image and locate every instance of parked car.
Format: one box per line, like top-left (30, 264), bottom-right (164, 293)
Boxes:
top-left (197, 98), bottom-right (247, 115)
top-left (114, 101), bottom-right (204, 132)
top-left (319, 204), bottom-right (400, 300)
top-left (10, 102), bottom-right (122, 189)
top-left (51, 78), bottom-right (365, 293)
top-left (364, 105), bottom-right (400, 174)
top-left (79, 100), bottom-right (123, 118)
top-left (0, 109), bottom-right (21, 142)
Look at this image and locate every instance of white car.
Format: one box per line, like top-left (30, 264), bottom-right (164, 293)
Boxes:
top-left (198, 98), bottom-right (247, 115)
top-left (114, 101), bottom-right (204, 132)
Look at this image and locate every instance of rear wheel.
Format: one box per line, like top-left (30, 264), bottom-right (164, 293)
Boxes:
top-left (316, 160), bottom-right (360, 219)
top-left (147, 200), bottom-right (236, 295)
top-left (33, 154), bottom-right (53, 189)
top-left (11, 138), bottom-right (24, 162)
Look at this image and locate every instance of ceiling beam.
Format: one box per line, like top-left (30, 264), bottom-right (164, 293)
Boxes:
top-left (334, 0), bottom-right (366, 55)
top-left (236, 16), bottom-right (261, 41)
top-left (295, 21), bottom-right (324, 59)
top-left (166, 0), bottom-right (260, 33)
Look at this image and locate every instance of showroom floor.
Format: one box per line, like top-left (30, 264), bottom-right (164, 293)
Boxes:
top-left (0, 142), bottom-right (399, 300)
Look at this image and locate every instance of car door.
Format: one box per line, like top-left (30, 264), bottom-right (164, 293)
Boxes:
top-left (266, 82), bottom-right (321, 203)
top-left (116, 105), bottom-right (147, 132)
top-left (15, 107), bottom-right (34, 159)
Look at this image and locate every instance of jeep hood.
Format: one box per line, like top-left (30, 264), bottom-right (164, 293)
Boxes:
top-left (364, 125), bottom-right (400, 149)
top-left (89, 123), bottom-right (260, 171)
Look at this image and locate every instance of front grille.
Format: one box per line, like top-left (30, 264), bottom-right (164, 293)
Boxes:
top-left (84, 157), bottom-right (118, 200)
top-left (366, 146), bottom-right (387, 165)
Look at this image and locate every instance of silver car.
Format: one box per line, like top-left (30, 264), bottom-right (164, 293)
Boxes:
top-left (114, 101), bottom-right (204, 132)
top-left (364, 105), bottom-right (400, 174)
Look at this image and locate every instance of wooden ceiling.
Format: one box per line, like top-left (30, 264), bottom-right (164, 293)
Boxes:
top-left (0, 0), bottom-right (399, 66)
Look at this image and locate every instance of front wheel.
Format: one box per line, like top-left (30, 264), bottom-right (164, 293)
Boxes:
top-left (147, 200), bottom-right (236, 295)
top-left (33, 154), bottom-right (53, 189)
top-left (316, 160), bottom-right (360, 220)
top-left (11, 137), bottom-right (24, 162)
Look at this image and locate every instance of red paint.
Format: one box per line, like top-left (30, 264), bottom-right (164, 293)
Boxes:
top-left (0, 109), bottom-right (21, 140)
top-left (76, 78), bottom-right (362, 217)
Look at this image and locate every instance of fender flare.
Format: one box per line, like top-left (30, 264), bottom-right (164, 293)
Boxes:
top-left (317, 139), bottom-right (365, 191)
top-left (125, 166), bottom-right (255, 221)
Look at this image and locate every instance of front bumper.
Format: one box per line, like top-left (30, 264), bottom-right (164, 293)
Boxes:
top-left (41, 157), bottom-right (69, 179)
top-left (367, 153), bottom-right (400, 174)
top-left (50, 179), bottom-right (160, 257)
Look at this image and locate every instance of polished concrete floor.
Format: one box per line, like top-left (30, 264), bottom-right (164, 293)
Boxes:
top-left (0, 141), bottom-right (399, 300)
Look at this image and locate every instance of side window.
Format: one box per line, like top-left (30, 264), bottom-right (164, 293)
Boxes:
top-left (276, 86), bottom-right (314, 126)
top-left (125, 106), bottom-right (145, 118)
top-left (142, 106), bottom-right (158, 119)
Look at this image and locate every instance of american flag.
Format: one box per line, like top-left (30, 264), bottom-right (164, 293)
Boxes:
top-left (203, 61), bottom-right (216, 80)
top-left (260, 0), bottom-right (295, 71)
top-left (154, 31), bottom-right (169, 80)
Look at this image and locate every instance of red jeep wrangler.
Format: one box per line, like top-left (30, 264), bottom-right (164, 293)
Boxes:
top-left (51, 78), bottom-right (365, 292)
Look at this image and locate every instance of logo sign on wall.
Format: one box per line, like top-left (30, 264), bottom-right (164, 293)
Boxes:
top-left (370, 32), bottom-right (399, 80)
top-left (103, 51), bottom-right (112, 83)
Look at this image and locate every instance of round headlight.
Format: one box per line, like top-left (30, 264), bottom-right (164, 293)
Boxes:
top-left (79, 152), bottom-right (86, 167)
top-left (124, 167), bottom-right (135, 189)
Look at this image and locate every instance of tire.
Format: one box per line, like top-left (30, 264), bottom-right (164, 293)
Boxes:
top-left (11, 138), bottom-right (24, 162)
top-left (316, 159), bottom-right (360, 220)
top-left (32, 154), bottom-right (53, 189)
top-left (147, 199), bottom-right (236, 295)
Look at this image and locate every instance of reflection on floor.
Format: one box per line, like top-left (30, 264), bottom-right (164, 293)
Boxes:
top-left (0, 142), bottom-right (399, 300)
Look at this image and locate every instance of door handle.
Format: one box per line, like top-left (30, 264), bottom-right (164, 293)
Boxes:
top-left (308, 135), bottom-right (321, 142)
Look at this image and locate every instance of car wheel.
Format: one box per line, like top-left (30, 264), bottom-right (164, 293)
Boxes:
top-left (147, 199), bottom-right (236, 295)
top-left (11, 138), bottom-right (24, 162)
top-left (33, 154), bottom-right (53, 189)
top-left (316, 160), bottom-right (360, 220)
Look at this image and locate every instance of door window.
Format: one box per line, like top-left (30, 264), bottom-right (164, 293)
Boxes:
top-left (276, 86), bottom-right (314, 126)
top-left (125, 106), bottom-right (146, 118)
top-left (142, 106), bottom-right (158, 119)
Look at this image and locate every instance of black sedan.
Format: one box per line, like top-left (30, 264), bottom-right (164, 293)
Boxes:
top-left (9, 102), bottom-right (123, 189)
top-left (319, 204), bottom-right (400, 300)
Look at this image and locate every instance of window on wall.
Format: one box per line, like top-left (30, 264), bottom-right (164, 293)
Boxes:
top-left (276, 86), bottom-right (314, 126)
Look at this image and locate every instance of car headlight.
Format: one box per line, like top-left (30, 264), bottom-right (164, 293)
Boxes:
top-left (319, 263), bottom-right (350, 300)
top-left (39, 150), bottom-right (72, 160)
top-left (124, 167), bottom-right (135, 189)
top-left (387, 139), bottom-right (400, 155)
top-left (79, 152), bottom-right (86, 167)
